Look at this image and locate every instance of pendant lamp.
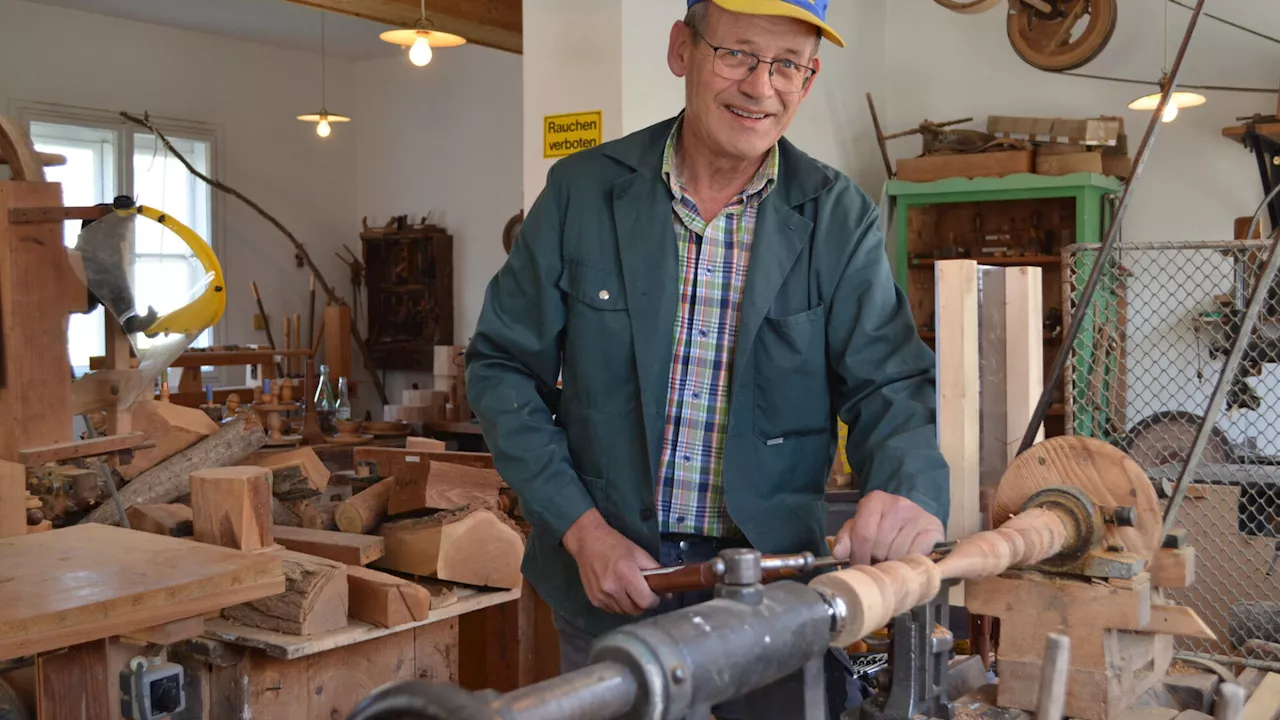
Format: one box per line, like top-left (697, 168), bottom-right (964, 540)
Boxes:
top-left (1127, 1), bottom-right (1205, 123)
top-left (297, 11), bottom-right (350, 137)
top-left (379, 0), bottom-right (466, 67)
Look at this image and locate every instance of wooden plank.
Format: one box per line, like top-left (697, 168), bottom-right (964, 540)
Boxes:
top-left (306, 629), bottom-right (415, 718)
top-left (937, 260), bottom-right (980, 542)
top-left (279, 0), bottom-right (521, 54)
top-left (18, 431), bottom-right (149, 466)
top-left (272, 525), bottom-right (384, 566)
top-left (896, 150), bottom-right (1034, 183)
top-left (1223, 123), bottom-right (1280, 145)
top-left (347, 565), bottom-right (431, 628)
top-left (0, 524), bottom-right (284, 661)
top-left (0, 182), bottom-right (75, 463)
top-left (1145, 603), bottom-right (1217, 641)
top-left (35, 640), bottom-right (110, 720)
top-left (459, 578), bottom-right (536, 693)
top-left (221, 548), bottom-right (349, 636)
top-left (405, 437), bottom-right (447, 452)
top-left (126, 503), bottom-right (194, 537)
top-left (0, 117), bottom-right (44, 181)
top-left (414, 617), bottom-right (459, 684)
top-left (323, 304), bottom-right (352, 388)
top-left (191, 466), bottom-right (274, 552)
top-left (0, 459), bottom-right (26, 538)
top-left (202, 587), bottom-right (520, 659)
top-left (424, 450), bottom-right (494, 469)
top-left (1005, 267), bottom-right (1045, 459)
top-left (1243, 673), bottom-right (1280, 720)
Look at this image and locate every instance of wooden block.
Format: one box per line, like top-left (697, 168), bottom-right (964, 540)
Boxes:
top-left (1035, 150), bottom-right (1103, 176)
top-left (354, 447), bottom-right (431, 481)
top-left (1145, 602), bottom-right (1216, 640)
top-left (122, 615), bottom-right (206, 645)
top-left (190, 466), bottom-right (274, 551)
top-left (126, 503), bottom-right (194, 537)
top-left (18, 431), bottom-right (148, 467)
top-left (406, 437), bottom-right (448, 452)
top-left (1159, 672), bottom-right (1221, 714)
top-left (324, 304), bottom-right (352, 385)
top-left (376, 509), bottom-right (524, 590)
top-left (346, 565), bottom-right (431, 628)
top-left (937, 260), bottom-right (980, 543)
top-left (406, 462), bottom-right (505, 515)
top-left (424, 451), bottom-right (494, 470)
top-left (0, 459), bottom-right (25, 538)
top-left (117, 401), bottom-right (218, 480)
top-left (896, 150), bottom-right (1033, 183)
top-left (251, 447), bottom-right (331, 500)
top-left (1244, 673), bottom-right (1280, 720)
top-left (272, 525), bottom-right (384, 566)
top-left (0, 182), bottom-right (75, 464)
top-left (221, 548), bottom-right (348, 636)
top-left (334, 476), bottom-right (396, 534)
top-left (1150, 547), bottom-right (1195, 588)
top-left (433, 346), bottom-right (465, 376)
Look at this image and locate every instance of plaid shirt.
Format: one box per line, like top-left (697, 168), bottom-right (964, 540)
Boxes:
top-left (655, 119), bottom-right (779, 537)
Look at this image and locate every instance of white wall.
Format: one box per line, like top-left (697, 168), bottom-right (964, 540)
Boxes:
top-left (354, 43), bottom-right (523, 409)
top-left (0, 0), bottom-right (358, 389)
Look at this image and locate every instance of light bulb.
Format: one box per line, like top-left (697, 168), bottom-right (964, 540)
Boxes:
top-left (316, 118), bottom-right (332, 137)
top-left (1162, 103), bottom-right (1178, 123)
top-left (409, 35), bottom-right (433, 66)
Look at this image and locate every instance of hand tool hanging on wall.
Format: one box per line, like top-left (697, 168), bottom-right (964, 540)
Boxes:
top-left (250, 281), bottom-right (286, 379)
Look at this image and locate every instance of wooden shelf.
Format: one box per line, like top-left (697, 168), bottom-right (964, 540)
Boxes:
top-left (911, 255), bottom-right (1061, 267)
top-left (1222, 121), bottom-right (1280, 145)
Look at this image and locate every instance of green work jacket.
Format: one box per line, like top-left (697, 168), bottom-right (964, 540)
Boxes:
top-left (465, 115), bottom-right (949, 636)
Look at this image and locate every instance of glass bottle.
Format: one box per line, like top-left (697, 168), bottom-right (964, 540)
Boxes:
top-left (335, 376), bottom-right (351, 421)
top-left (314, 364), bottom-right (337, 435)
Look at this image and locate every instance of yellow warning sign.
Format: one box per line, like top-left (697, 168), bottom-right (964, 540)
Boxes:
top-left (544, 111), bottom-right (602, 158)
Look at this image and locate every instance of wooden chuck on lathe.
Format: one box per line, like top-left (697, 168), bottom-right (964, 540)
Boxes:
top-left (809, 435), bottom-right (1209, 720)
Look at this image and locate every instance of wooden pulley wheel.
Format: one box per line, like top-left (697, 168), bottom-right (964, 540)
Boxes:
top-left (502, 210), bottom-right (523, 255)
top-left (994, 435), bottom-right (1162, 562)
top-left (931, 0), bottom-right (1003, 13)
top-left (1007, 0), bottom-right (1117, 72)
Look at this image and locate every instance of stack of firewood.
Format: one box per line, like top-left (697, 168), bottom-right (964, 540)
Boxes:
top-left (126, 436), bottom-right (524, 635)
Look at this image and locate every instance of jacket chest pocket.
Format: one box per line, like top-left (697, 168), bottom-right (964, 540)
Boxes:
top-left (558, 260), bottom-right (640, 415)
top-left (753, 303), bottom-right (829, 442)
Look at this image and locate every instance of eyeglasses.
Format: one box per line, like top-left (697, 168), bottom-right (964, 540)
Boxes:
top-left (692, 28), bottom-right (816, 94)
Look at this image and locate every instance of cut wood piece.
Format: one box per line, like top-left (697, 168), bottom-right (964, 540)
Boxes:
top-left (1243, 673), bottom-right (1280, 720)
top-left (272, 526), bottom-right (384, 566)
top-left (251, 447), bottom-right (331, 499)
top-left (376, 509), bottom-right (524, 590)
top-left (354, 447), bottom-right (432, 481)
top-left (80, 414), bottom-right (267, 526)
top-left (125, 503), bottom-right (194, 537)
top-left (282, 497), bottom-right (338, 531)
top-left (121, 615), bottom-right (206, 645)
top-left (190, 466), bottom-right (273, 552)
top-left (272, 496), bottom-right (301, 527)
top-left (335, 476), bottom-right (396, 534)
top-left (221, 548), bottom-right (348, 636)
top-left (346, 565), bottom-right (431, 628)
top-left (1145, 603), bottom-right (1216, 640)
top-left (0, 524), bottom-right (283, 661)
top-left (405, 437), bottom-right (447, 451)
top-left (393, 461), bottom-right (506, 515)
top-left (421, 581), bottom-right (460, 610)
top-left (117, 401), bottom-right (218, 480)
top-left (1150, 547), bottom-right (1195, 588)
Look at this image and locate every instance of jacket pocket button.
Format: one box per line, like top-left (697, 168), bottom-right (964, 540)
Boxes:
top-left (599, 289), bottom-right (611, 300)
top-left (640, 508), bottom-right (654, 521)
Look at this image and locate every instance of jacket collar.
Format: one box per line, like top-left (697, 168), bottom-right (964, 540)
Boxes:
top-left (601, 113), bottom-right (835, 208)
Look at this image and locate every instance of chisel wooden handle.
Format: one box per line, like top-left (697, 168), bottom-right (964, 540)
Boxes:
top-left (644, 562), bottom-right (722, 595)
top-left (811, 507), bottom-right (1071, 646)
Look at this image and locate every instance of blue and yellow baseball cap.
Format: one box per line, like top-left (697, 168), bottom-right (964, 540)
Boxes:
top-left (688, 0), bottom-right (846, 48)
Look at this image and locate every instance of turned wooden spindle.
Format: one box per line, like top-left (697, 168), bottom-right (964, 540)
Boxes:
top-left (812, 507), bottom-right (1072, 646)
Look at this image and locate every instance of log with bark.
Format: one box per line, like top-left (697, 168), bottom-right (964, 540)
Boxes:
top-left (80, 414), bottom-right (267, 526)
top-left (221, 548), bottom-right (348, 635)
top-left (374, 508), bottom-right (524, 590)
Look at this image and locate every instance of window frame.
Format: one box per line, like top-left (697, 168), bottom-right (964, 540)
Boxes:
top-left (11, 100), bottom-right (231, 386)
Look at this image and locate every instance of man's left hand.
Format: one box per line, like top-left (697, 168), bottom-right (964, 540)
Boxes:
top-left (832, 490), bottom-right (944, 567)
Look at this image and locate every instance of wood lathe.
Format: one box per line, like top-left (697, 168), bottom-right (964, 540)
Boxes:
top-left (340, 436), bottom-right (1213, 720)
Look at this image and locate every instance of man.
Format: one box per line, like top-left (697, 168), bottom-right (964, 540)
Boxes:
top-left (466, 0), bottom-right (949, 715)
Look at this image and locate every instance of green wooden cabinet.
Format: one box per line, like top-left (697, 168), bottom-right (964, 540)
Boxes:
top-left (884, 171), bottom-right (1124, 439)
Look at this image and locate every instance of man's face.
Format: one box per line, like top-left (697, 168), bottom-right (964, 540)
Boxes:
top-left (668, 3), bottom-right (820, 162)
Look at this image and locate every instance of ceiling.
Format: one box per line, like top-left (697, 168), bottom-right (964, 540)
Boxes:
top-left (18, 0), bottom-right (407, 60)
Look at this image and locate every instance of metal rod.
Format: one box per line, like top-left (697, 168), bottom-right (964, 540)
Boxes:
top-left (1161, 185), bottom-right (1280, 538)
top-left (1035, 634), bottom-right (1071, 720)
top-left (488, 661), bottom-right (637, 720)
top-left (1018, 0), bottom-right (1209, 455)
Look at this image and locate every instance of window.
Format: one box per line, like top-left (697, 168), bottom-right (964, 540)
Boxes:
top-left (20, 105), bottom-right (221, 379)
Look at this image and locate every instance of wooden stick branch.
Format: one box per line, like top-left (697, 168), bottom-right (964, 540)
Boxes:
top-left (117, 110), bottom-right (390, 406)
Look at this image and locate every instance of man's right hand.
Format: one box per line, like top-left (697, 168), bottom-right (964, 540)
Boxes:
top-left (563, 509), bottom-right (661, 616)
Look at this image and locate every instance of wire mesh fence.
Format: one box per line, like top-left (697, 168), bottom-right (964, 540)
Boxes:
top-left (1063, 240), bottom-right (1280, 670)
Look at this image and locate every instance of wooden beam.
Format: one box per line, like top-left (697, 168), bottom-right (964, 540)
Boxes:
top-left (279, 0), bottom-right (522, 55)
top-left (18, 431), bottom-right (149, 467)
top-left (272, 525), bottom-right (385, 566)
